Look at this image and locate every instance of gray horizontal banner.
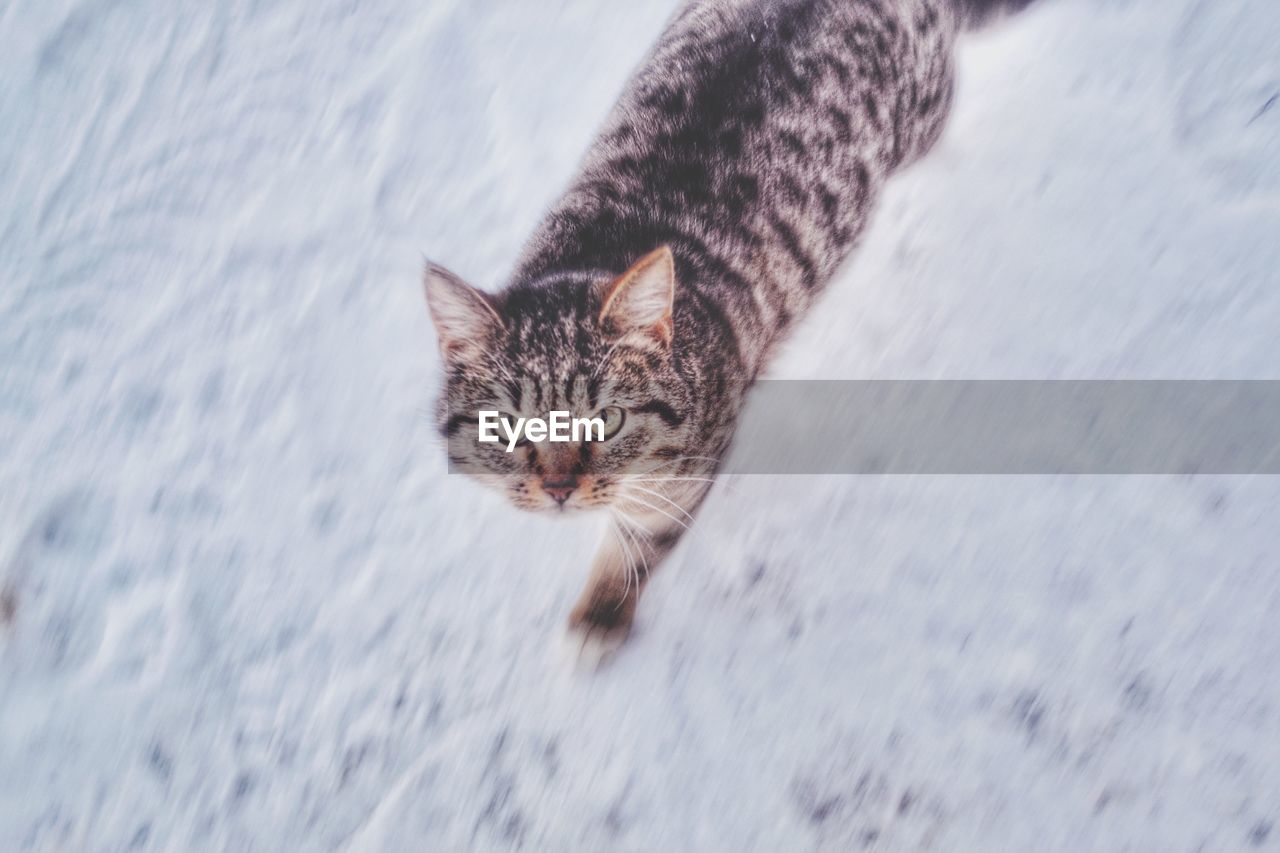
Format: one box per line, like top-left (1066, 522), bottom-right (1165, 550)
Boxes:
top-left (724, 380), bottom-right (1280, 474)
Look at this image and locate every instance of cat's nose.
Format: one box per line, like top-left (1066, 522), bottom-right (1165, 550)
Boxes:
top-left (542, 475), bottom-right (579, 505)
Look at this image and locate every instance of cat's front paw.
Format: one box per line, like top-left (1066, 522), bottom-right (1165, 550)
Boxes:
top-left (565, 597), bottom-right (634, 670)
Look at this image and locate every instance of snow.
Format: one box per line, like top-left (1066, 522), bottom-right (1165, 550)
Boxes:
top-left (2, 0), bottom-right (1279, 849)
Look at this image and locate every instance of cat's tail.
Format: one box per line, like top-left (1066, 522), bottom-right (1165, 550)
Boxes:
top-left (951, 0), bottom-right (1037, 30)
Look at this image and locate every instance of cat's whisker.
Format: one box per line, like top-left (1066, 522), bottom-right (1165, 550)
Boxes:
top-left (627, 456), bottom-right (722, 477)
top-left (625, 484), bottom-right (697, 523)
top-left (618, 491), bottom-right (692, 532)
top-left (611, 511), bottom-right (649, 602)
top-left (619, 515), bottom-right (649, 596)
top-left (612, 506), bottom-right (646, 538)
top-left (623, 462), bottom-right (712, 482)
top-left (619, 468), bottom-right (730, 495)
top-left (608, 517), bottom-right (637, 605)
top-left (623, 476), bottom-right (718, 486)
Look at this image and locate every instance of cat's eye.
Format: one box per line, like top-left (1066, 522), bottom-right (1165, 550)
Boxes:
top-left (598, 406), bottom-right (626, 439)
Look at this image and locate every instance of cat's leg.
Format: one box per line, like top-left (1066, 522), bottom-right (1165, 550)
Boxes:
top-left (566, 500), bottom-right (699, 667)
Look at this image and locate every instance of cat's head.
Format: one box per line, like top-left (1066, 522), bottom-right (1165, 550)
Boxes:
top-left (424, 247), bottom-right (699, 513)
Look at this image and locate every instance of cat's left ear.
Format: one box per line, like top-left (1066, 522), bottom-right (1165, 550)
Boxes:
top-left (423, 260), bottom-right (502, 360)
top-left (599, 246), bottom-right (675, 346)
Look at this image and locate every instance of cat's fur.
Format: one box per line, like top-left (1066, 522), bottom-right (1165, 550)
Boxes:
top-left (425, 0), bottom-right (1033, 665)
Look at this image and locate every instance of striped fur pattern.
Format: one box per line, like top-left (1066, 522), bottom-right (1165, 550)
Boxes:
top-left (424, 0), bottom-right (1030, 664)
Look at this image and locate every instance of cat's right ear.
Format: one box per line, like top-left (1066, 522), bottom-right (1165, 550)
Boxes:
top-left (598, 246), bottom-right (675, 347)
top-left (423, 261), bottom-right (501, 361)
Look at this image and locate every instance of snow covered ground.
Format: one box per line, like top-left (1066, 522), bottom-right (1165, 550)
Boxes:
top-left (2, 0), bottom-right (1279, 849)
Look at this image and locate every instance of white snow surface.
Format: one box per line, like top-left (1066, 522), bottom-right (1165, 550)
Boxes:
top-left (2, 0), bottom-right (1280, 850)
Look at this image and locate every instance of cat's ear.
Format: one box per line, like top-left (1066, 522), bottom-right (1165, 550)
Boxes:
top-left (599, 246), bottom-right (675, 346)
top-left (423, 261), bottom-right (502, 360)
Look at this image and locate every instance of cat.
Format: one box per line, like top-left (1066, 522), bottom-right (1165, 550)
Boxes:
top-left (424, 0), bottom-right (1036, 665)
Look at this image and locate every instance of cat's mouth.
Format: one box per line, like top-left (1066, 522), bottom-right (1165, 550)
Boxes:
top-left (520, 495), bottom-right (597, 516)
top-left (511, 473), bottom-right (604, 514)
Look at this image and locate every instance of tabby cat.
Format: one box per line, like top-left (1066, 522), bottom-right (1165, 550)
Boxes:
top-left (424, 0), bottom-right (1035, 664)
